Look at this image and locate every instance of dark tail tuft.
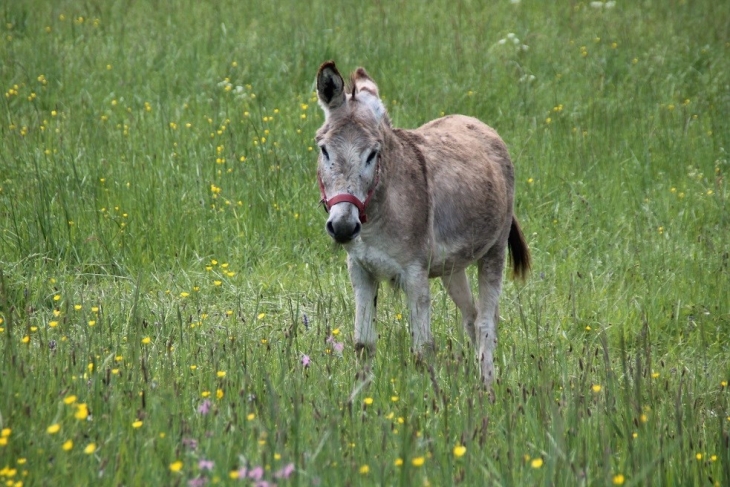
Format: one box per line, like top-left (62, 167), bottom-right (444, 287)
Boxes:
top-left (508, 216), bottom-right (531, 281)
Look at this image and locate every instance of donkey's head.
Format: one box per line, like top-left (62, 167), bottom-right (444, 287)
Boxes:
top-left (315, 61), bottom-right (389, 244)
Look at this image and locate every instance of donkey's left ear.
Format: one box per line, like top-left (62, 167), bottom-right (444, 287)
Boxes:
top-left (351, 68), bottom-right (380, 98)
top-left (351, 67), bottom-right (388, 123)
top-left (316, 61), bottom-right (346, 114)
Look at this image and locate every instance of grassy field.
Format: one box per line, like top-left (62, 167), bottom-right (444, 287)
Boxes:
top-left (1, 0), bottom-right (729, 485)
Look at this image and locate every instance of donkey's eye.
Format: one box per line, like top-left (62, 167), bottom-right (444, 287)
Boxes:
top-left (365, 150), bottom-right (378, 165)
top-left (320, 146), bottom-right (329, 160)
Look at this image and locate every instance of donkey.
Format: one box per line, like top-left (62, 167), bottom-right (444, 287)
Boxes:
top-left (315, 61), bottom-right (530, 388)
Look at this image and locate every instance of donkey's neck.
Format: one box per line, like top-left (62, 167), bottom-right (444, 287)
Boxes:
top-left (362, 126), bottom-right (430, 226)
top-left (386, 127), bottom-right (429, 189)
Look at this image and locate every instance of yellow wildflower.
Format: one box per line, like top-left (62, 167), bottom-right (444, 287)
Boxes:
top-left (453, 445), bottom-right (467, 457)
top-left (75, 403), bottom-right (89, 420)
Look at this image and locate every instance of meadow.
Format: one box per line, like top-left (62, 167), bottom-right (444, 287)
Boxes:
top-left (1, 0), bottom-right (729, 485)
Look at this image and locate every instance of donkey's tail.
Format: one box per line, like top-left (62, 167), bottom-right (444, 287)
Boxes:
top-left (508, 215), bottom-right (531, 281)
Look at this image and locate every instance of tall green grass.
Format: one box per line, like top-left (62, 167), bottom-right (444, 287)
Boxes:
top-left (1, 0), bottom-right (728, 485)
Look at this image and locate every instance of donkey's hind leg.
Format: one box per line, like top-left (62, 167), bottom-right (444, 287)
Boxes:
top-left (442, 270), bottom-right (477, 346)
top-left (476, 243), bottom-right (507, 387)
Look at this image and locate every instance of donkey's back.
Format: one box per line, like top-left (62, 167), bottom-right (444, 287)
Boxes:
top-left (404, 115), bottom-right (518, 277)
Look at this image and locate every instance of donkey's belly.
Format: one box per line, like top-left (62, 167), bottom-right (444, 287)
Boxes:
top-left (426, 239), bottom-right (493, 278)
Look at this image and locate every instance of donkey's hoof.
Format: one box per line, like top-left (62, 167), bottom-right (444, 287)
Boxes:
top-left (413, 342), bottom-right (436, 365)
top-left (480, 386), bottom-right (496, 404)
top-left (354, 342), bottom-right (376, 358)
top-left (355, 365), bottom-right (372, 383)
top-left (480, 376), bottom-right (496, 402)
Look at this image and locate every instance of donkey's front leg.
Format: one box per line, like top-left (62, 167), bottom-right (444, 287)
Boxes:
top-left (404, 266), bottom-right (433, 354)
top-left (348, 257), bottom-right (378, 356)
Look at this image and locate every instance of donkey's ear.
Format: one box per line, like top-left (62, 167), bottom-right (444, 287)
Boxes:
top-left (351, 68), bottom-right (380, 98)
top-left (351, 67), bottom-right (388, 124)
top-left (316, 61), bottom-right (346, 113)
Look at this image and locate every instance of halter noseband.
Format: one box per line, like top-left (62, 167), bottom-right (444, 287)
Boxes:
top-left (318, 162), bottom-right (380, 224)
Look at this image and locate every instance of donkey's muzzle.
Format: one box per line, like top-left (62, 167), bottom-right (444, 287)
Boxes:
top-left (326, 217), bottom-right (361, 243)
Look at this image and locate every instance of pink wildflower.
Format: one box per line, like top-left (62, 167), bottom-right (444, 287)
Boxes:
top-left (198, 459), bottom-right (214, 470)
top-left (274, 463), bottom-right (295, 479)
top-left (248, 466), bottom-right (264, 481)
top-left (197, 399), bottom-right (211, 415)
top-left (301, 354), bottom-right (310, 367)
top-left (182, 437), bottom-right (198, 450)
top-left (327, 335), bottom-right (344, 354)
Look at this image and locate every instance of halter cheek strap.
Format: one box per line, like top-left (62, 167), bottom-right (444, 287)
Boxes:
top-left (318, 164), bottom-right (380, 224)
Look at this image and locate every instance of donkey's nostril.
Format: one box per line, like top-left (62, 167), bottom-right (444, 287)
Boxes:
top-left (326, 218), bottom-right (361, 243)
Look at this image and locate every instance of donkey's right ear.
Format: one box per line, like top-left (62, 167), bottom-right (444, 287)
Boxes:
top-left (316, 61), bottom-right (346, 114)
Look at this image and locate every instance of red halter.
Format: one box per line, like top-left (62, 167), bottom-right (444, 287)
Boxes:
top-left (318, 164), bottom-right (380, 224)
